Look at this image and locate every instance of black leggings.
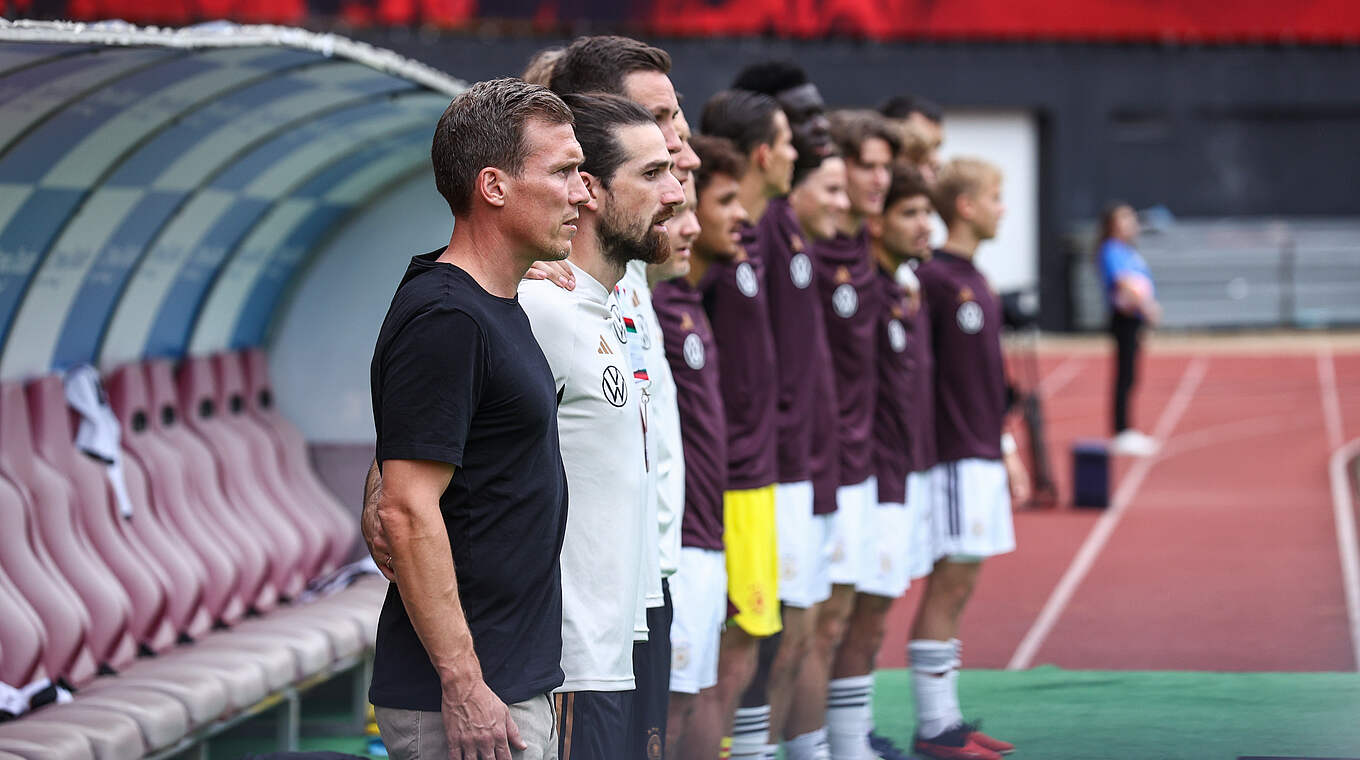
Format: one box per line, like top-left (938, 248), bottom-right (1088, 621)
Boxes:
top-left (1111, 312), bottom-right (1143, 434)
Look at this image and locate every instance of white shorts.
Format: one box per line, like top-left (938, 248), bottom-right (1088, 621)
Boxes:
top-left (828, 477), bottom-right (875, 587)
top-left (776, 481), bottom-right (832, 608)
top-left (668, 547), bottom-right (726, 694)
top-left (930, 459), bottom-right (1016, 561)
top-left (857, 504), bottom-right (911, 598)
top-left (906, 471), bottom-right (936, 579)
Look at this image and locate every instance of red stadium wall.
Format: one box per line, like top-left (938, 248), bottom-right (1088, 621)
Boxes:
top-left (649, 0), bottom-right (1360, 43)
top-left (20, 0), bottom-right (1360, 43)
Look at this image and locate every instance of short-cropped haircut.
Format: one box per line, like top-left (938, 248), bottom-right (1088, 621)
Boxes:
top-left (932, 157), bottom-right (1002, 228)
top-left (878, 94), bottom-right (942, 123)
top-left (828, 109), bottom-right (902, 164)
top-left (731, 60), bottom-right (809, 96)
top-left (549, 35), bottom-right (671, 96)
top-left (559, 93), bottom-right (656, 188)
top-left (700, 89), bottom-right (781, 155)
top-left (432, 78), bottom-right (573, 217)
top-left (884, 163), bottom-right (932, 212)
top-left (689, 134), bottom-right (747, 197)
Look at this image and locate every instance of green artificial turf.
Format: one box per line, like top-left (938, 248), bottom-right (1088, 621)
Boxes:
top-left (872, 667), bottom-right (1360, 760)
top-left (200, 667), bottom-right (1360, 759)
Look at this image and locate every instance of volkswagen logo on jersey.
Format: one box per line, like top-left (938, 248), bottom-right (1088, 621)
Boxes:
top-left (602, 365), bottom-right (628, 407)
top-left (832, 282), bottom-right (858, 318)
top-left (609, 302), bottom-right (628, 344)
top-left (736, 261), bottom-right (759, 298)
top-left (957, 300), bottom-right (984, 334)
top-left (789, 252), bottom-right (813, 289)
top-left (888, 319), bottom-right (908, 353)
top-left (682, 332), bottom-right (706, 370)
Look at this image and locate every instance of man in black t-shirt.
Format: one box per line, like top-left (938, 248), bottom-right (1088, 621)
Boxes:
top-left (367, 79), bottom-right (589, 760)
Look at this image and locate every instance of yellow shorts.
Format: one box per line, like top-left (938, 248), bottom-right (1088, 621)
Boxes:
top-left (723, 484), bottom-right (781, 637)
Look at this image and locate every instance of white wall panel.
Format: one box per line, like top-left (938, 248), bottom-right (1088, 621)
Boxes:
top-left (936, 109), bottom-right (1039, 296)
top-left (268, 171), bottom-right (447, 443)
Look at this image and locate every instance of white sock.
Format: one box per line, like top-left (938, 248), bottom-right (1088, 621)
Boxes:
top-left (786, 727), bottom-right (832, 760)
top-left (908, 639), bottom-right (962, 739)
top-left (732, 704), bottom-right (771, 758)
top-left (949, 637), bottom-right (964, 723)
top-left (826, 675), bottom-right (874, 760)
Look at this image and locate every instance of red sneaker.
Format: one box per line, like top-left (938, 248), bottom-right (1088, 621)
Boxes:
top-left (968, 728), bottom-right (1015, 755)
top-left (913, 725), bottom-right (1003, 760)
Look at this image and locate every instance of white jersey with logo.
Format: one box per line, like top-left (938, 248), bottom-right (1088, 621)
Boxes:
top-left (622, 261), bottom-right (684, 585)
top-left (519, 262), bottom-right (646, 692)
top-left (614, 271), bottom-right (659, 644)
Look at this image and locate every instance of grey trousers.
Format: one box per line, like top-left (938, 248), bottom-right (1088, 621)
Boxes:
top-left (375, 692), bottom-right (558, 760)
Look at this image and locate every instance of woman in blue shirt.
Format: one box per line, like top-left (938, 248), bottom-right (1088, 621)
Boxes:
top-left (1099, 202), bottom-right (1161, 456)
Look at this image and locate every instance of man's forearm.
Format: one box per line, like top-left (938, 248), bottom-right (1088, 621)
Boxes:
top-left (381, 487), bottom-right (483, 689)
top-left (364, 460), bottom-right (381, 511)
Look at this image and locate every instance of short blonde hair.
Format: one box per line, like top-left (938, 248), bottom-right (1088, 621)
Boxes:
top-left (932, 157), bottom-right (1001, 227)
top-left (893, 121), bottom-right (933, 167)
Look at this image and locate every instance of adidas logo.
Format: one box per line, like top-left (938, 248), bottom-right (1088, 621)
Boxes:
top-left (598, 336), bottom-right (614, 354)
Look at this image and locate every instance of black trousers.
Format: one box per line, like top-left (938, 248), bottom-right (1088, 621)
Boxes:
top-left (556, 689), bottom-right (631, 760)
top-left (1111, 312), bottom-right (1143, 434)
top-left (556, 581), bottom-right (672, 760)
top-left (630, 578), bottom-right (673, 760)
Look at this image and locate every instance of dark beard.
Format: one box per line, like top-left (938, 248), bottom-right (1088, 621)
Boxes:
top-left (600, 210), bottom-right (670, 266)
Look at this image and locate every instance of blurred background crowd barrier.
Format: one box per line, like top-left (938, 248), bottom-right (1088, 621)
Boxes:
top-left (1070, 216), bottom-right (1360, 331)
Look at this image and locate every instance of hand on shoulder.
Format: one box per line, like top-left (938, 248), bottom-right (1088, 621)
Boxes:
top-left (524, 260), bottom-right (576, 291)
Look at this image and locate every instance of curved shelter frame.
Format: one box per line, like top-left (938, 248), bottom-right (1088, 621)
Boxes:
top-left (0, 20), bottom-right (462, 381)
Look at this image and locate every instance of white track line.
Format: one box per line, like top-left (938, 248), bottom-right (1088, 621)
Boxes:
top-left (1006, 356), bottom-right (1209, 671)
top-left (1319, 348), bottom-right (1345, 450)
top-left (1155, 413), bottom-right (1302, 460)
top-left (1328, 440), bottom-right (1360, 672)
top-left (1318, 347), bottom-right (1360, 670)
top-left (1038, 355), bottom-right (1084, 398)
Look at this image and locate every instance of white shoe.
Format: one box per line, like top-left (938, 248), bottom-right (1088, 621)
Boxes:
top-left (1111, 429), bottom-right (1159, 456)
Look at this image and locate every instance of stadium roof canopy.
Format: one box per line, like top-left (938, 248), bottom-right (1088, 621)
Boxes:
top-left (0, 19), bottom-right (463, 382)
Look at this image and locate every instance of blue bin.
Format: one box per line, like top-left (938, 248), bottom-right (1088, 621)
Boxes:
top-left (1072, 439), bottom-right (1109, 509)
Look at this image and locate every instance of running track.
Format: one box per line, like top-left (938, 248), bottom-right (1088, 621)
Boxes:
top-left (877, 333), bottom-right (1360, 673)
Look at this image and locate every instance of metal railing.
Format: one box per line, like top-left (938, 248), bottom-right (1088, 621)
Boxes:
top-left (1069, 217), bottom-right (1360, 331)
